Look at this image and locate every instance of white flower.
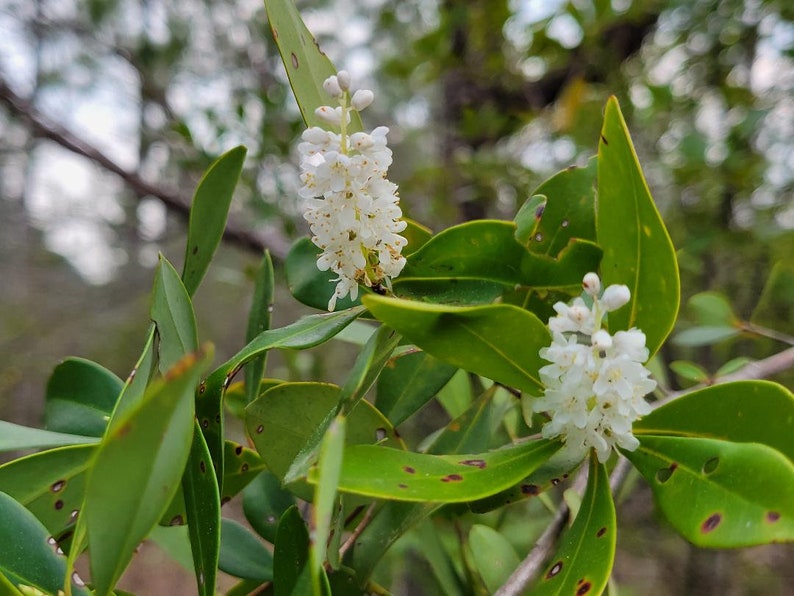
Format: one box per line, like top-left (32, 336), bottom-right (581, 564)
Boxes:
top-left (532, 273), bottom-right (656, 463)
top-left (298, 73), bottom-right (407, 310)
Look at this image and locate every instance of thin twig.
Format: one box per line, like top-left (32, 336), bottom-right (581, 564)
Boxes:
top-left (338, 502), bottom-right (377, 560)
top-left (496, 344), bottom-right (794, 595)
top-left (0, 75), bottom-right (290, 260)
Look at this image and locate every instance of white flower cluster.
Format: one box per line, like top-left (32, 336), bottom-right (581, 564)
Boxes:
top-left (298, 71), bottom-right (407, 311)
top-left (532, 273), bottom-right (656, 463)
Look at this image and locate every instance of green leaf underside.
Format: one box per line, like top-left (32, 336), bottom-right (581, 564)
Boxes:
top-left (0, 422), bottom-right (99, 452)
top-left (85, 347), bottom-right (212, 595)
top-left (0, 491), bottom-right (89, 595)
top-left (318, 439), bottom-right (560, 502)
top-left (516, 156), bottom-right (597, 257)
top-left (673, 326), bottom-right (740, 347)
top-left (44, 357), bottom-right (123, 438)
top-left (469, 524), bottom-right (520, 593)
top-left (597, 96), bottom-right (679, 358)
top-left (534, 457), bottom-right (616, 595)
top-left (219, 518), bottom-right (273, 582)
top-left (625, 435), bottom-right (794, 547)
top-left (264, 0), bottom-right (362, 132)
top-left (181, 146), bottom-right (247, 297)
top-left (363, 295), bottom-right (549, 395)
top-left (634, 381), bottom-right (794, 462)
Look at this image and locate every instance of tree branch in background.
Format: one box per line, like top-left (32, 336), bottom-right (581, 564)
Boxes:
top-left (496, 344), bottom-right (794, 596)
top-left (0, 75), bottom-right (290, 260)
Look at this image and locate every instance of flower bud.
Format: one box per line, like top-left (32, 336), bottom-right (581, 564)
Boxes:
top-left (315, 106), bottom-right (342, 126)
top-left (322, 75), bottom-right (343, 98)
top-left (302, 126), bottom-right (332, 144)
top-left (582, 272), bottom-right (601, 297)
top-left (351, 89), bottom-right (374, 111)
top-left (591, 329), bottom-right (613, 351)
top-left (350, 132), bottom-right (374, 150)
top-left (336, 70), bottom-right (351, 91)
top-left (601, 284), bottom-right (631, 311)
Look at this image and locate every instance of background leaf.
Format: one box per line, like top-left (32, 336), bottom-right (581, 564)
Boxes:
top-left (363, 295), bottom-right (550, 395)
top-left (597, 96), bottom-right (679, 357)
top-left (0, 491), bottom-right (89, 595)
top-left (285, 238), bottom-right (363, 311)
top-left (532, 458), bottom-right (616, 595)
top-left (273, 506), bottom-right (311, 596)
top-left (218, 518), bottom-right (273, 582)
top-left (0, 422), bottom-right (98, 453)
top-left (625, 435), bottom-right (794, 547)
top-left (469, 524), bottom-right (520, 593)
top-left (321, 439), bottom-right (560, 502)
top-left (181, 146), bottom-right (247, 297)
top-left (245, 251), bottom-right (275, 405)
top-left (243, 471), bottom-right (296, 543)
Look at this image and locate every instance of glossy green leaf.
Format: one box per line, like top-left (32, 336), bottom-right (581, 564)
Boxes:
top-left (108, 327), bottom-right (156, 426)
top-left (274, 506), bottom-right (311, 596)
top-left (219, 518), bottom-right (273, 582)
top-left (243, 471), bottom-right (296, 543)
top-left (751, 259), bottom-right (794, 334)
top-left (469, 524), bottom-right (520, 593)
top-left (0, 571), bottom-right (23, 595)
top-left (634, 380), bottom-right (794, 461)
top-left (320, 439), bottom-right (560, 502)
top-left (672, 326), bottom-right (740, 347)
top-left (715, 357), bottom-right (753, 378)
top-left (516, 156), bottom-right (597, 257)
top-left (624, 435), bottom-right (794, 546)
top-left (687, 291), bottom-right (739, 327)
top-left (424, 387), bottom-right (495, 455)
top-left (311, 416), bottom-right (346, 594)
top-left (85, 346), bottom-right (212, 595)
top-left (363, 295), bottom-right (550, 395)
top-left (669, 360), bottom-right (710, 383)
top-left (0, 444), bottom-right (95, 539)
top-left (393, 278), bottom-right (507, 306)
top-left (198, 307), bottom-right (364, 494)
top-left (533, 457), bottom-right (616, 595)
top-left (181, 422), bottom-right (220, 596)
top-left (401, 218), bottom-right (433, 256)
top-left (0, 491), bottom-right (89, 595)
top-left (245, 251), bottom-right (275, 405)
top-left (597, 96), bottom-right (679, 357)
top-left (376, 351), bottom-right (458, 426)
top-left (245, 382), bottom-right (402, 494)
top-left (264, 0), bottom-right (362, 132)
top-left (222, 441), bottom-right (268, 501)
top-left (411, 521), bottom-right (465, 596)
top-left (0, 422), bottom-right (98, 452)
top-left (44, 357), bottom-right (122, 437)
top-left (151, 255), bottom-right (199, 372)
top-left (285, 237), bottom-right (363, 311)
top-left (181, 146), bottom-right (247, 296)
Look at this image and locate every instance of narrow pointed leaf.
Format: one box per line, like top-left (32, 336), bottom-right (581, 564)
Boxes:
top-left (469, 525), bottom-right (520, 593)
top-left (44, 358), bottom-right (122, 437)
top-left (182, 146), bottom-right (247, 296)
top-left (0, 491), bottom-right (89, 595)
top-left (274, 506), bottom-right (311, 596)
top-left (151, 255), bottom-right (199, 372)
top-left (0, 422), bottom-right (98, 452)
top-left (533, 457), bottom-right (616, 595)
top-left (625, 435), bottom-right (794, 547)
top-left (318, 439), bottom-right (560, 502)
top-left (363, 295), bottom-right (550, 395)
top-left (245, 251), bottom-right (275, 404)
top-left (634, 381), bottom-right (794, 461)
top-left (85, 346), bottom-right (212, 595)
top-left (597, 96), bottom-right (679, 357)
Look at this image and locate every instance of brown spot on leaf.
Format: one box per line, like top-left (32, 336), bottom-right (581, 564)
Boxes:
top-left (403, 466), bottom-right (416, 474)
top-left (170, 515), bottom-right (184, 526)
top-left (375, 427), bottom-right (387, 441)
top-left (448, 422), bottom-right (461, 432)
top-left (241, 463), bottom-right (249, 473)
top-left (459, 459), bottom-right (487, 469)
top-left (234, 444), bottom-right (243, 455)
top-left (551, 477), bottom-right (561, 486)
top-left (54, 500), bottom-right (64, 510)
top-left (198, 382), bottom-right (206, 394)
top-left (521, 484), bottom-right (540, 495)
top-left (291, 52), bottom-right (299, 69)
top-left (600, 134), bottom-right (609, 145)
top-left (701, 513), bottom-right (722, 533)
top-left (546, 561), bottom-right (563, 579)
top-left (535, 204), bottom-right (545, 219)
top-left (702, 456), bottom-right (719, 475)
top-left (398, 483), bottom-right (408, 489)
top-left (596, 527), bottom-right (607, 538)
top-left (201, 419), bottom-right (209, 429)
top-left (766, 511), bottom-right (781, 523)
top-left (441, 474), bottom-right (463, 483)
top-left (199, 460), bottom-right (206, 473)
top-left (656, 463), bottom-right (677, 484)
top-left (192, 246), bottom-right (199, 255)
top-left (256, 424), bottom-right (264, 434)
top-left (577, 580), bottom-right (592, 595)
top-left (51, 480), bottom-right (66, 493)
top-left (272, 27), bottom-right (278, 39)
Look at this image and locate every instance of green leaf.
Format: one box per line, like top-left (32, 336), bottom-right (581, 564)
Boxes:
top-left (84, 346), bottom-right (212, 595)
top-left (0, 491), bottom-right (89, 595)
top-left (181, 422), bottom-right (220, 596)
top-left (151, 255), bottom-right (199, 372)
top-left (182, 146), bottom-right (247, 297)
top-left (0, 422), bottom-right (99, 452)
top-left (245, 251), bottom-right (275, 405)
top-left (0, 444), bottom-right (95, 539)
top-left (672, 326), bottom-right (740, 347)
top-left (533, 457), bottom-right (616, 595)
top-left (715, 357), bottom-right (753, 378)
top-left (624, 435), bottom-right (794, 547)
top-left (44, 358), bottom-right (122, 437)
top-left (516, 156), bottom-right (597, 257)
top-left (751, 259), bottom-right (794, 335)
top-left (221, 441), bottom-right (268, 502)
top-left (469, 524), bottom-right (520, 594)
top-left (320, 439), bottom-right (560, 502)
top-left (108, 327), bottom-right (156, 427)
top-left (597, 96), bottom-right (679, 357)
top-left (401, 218), bottom-right (433, 256)
top-left (634, 380), bottom-right (794, 462)
top-left (264, 0), bottom-right (362, 132)
top-left (285, 238), bottom-right (363, 311)
top-left (311, 416), bottom-right (346, 594)
top-left (245, 382), bottom-right (402, 495)
top-left (424, 387), bottom-right (495, 455)
top-left (219, 519), bottom-right (273, 582)
top-left (669, 360), bottom-right (710, 383)
top-left (243, 472), bottom-right (296, 543)
top-left (376, 351), bottom-right (458, 426)
top-left (363, 295), bottom-right (550, 395)
top-left (687, 291), bottom-right (739, 327)
top-left (273, 506), bottom-right (311, 596)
